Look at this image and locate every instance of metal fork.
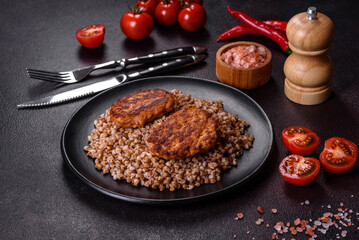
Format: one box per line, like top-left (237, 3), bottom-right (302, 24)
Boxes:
top-left (26, 46), bottom-right (206, 84)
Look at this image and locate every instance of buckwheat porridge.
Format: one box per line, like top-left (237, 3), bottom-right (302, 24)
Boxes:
top-left (84, 89), bottom-right (254, 191)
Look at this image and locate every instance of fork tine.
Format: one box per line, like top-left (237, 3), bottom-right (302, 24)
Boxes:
top-left (26, 68), bottom-right (69, 77)
top-left (26, 68), bottom-right (67, 74)
top-left (27, 71), bottom-right (71, 79)
top-left (28, 72), bottom-right (71, 79)
top-left (28, 73), bottom-right (72, 82)
top-left (27, 75), bottom-right (70, 83)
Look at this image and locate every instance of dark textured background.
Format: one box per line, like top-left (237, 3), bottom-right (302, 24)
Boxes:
top-left (1, 0), bottom-right (359, 239)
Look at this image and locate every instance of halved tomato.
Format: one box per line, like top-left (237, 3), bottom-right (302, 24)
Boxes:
top-left (279, 154), bottom-right (320, 186)
top-left (319, 137), bottom-right (358, 174)
top-left (282, 126), bottom-right (320, 156)
top-left (76, 24), bottom-right (105, 48)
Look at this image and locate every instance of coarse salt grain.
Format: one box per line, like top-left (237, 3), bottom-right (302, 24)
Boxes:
top-left (314, 220), bottom-right (322, 226)
top-left (235, 201), bottom-right (358, 239)
top-left (256, 219), bottom-right (264, 225)
top-left (220, 45), bottom-right (268, 69)
top-left (339, 220), bottom-right (348, 227)
top-left (274, 224), bottom-right (282, 231)
top-left (322, 222), bottom-right (332, 229)
top-left (271, 233), bottom-right (276, 239)
top-left (257, 206), bottom-right (264, 214)
top-left (296, 227), bottom-right (304, 232)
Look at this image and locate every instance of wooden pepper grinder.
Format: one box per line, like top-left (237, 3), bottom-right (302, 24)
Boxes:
top-left (284, 7), bottom-right (334, 105)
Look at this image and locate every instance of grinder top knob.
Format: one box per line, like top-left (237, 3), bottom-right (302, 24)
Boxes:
top-left (286, 7), bottom-right (334, 55)
top-left (306, 7), bottom-right (318, 21)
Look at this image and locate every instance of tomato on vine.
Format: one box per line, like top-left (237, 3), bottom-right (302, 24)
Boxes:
top-left (178, 2), bottom-right (206, 31)
top-left (135, 0), bottom-right (158, 17)
top-left (155, 0), bottom-right (181, 26)
top-left (121, 4), bottom-right (154, 40)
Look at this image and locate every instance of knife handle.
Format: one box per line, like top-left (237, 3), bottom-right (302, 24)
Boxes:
top-left (122, 46), bottom-right (207, 65)
top-left (126, 54), bottom-right (206, 81)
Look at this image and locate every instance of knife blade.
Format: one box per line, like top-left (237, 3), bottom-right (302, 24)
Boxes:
top-left (17, 54), bottom-right (206, 109)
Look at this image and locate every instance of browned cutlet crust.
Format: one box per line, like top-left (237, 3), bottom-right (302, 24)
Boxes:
top-left (146, 107), bottom-right (218, 160)
top-left (109, 89), bottom-right (175, 128)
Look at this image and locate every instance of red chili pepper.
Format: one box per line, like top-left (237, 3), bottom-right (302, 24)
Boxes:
top-left (263, 20), bottom-right (287, 33)
top-left (227, 6), bottom-right (291, 54)
top-left (217, 25), bottom-right (259, 41)
top-left (217, 21), bottom-right (287, 42)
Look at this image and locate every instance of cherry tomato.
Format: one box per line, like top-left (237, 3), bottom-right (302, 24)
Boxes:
top-left (178, 3), bottom-right (206, 31)
top-left (76, 24), bottom-right (105, 48)
top-left (121, 8), bottom-right (154, 40)
top-left (155, 0), bottom-right (181, 26)
top-left (279, 154), bottom-right (320, 186)
top-left (319, 137), bottom-right (358, 174)
top-left (282, 126), bottom-right (320, 156)
top-left (135, 0), bottom-right (158, 17)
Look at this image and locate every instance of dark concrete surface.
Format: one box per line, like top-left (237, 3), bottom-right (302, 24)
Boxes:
top-left (1, 0), bottom-right (359, 239)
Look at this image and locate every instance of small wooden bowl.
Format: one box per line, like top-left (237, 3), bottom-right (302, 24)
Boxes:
top-left (216, 41), bottom-right (272, 90)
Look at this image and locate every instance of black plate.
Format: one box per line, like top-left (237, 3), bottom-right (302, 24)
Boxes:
top-left (61, 76), bottom-right (273, 204)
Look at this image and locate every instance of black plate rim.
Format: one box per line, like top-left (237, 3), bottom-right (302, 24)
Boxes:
top-left (61, 76), bottom-right (273, 204)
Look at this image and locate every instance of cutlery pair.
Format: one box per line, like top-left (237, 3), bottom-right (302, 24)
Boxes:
top-left (18, 46), bottom-right (207, 108)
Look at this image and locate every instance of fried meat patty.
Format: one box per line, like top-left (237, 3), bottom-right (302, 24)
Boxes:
top-left (109, 89), bottom-right (175, 128)
top-left (146, 107), bottom-right (218, 160)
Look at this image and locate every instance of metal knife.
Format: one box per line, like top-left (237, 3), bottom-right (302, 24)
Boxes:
top-left (17, 54), bottom-right (206, 109)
